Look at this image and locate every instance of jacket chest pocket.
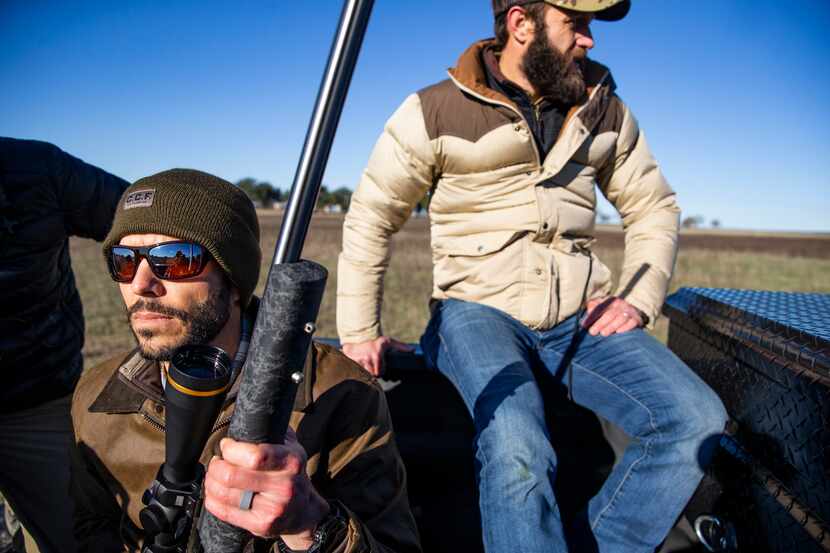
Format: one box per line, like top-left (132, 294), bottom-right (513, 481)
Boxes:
top-left (433, 230), bottom-right (524, 292)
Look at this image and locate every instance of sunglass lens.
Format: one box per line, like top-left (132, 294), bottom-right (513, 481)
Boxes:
top-left (148, 243), bottom-right (206, 280)
top-left (110, 247), bottom-right (138, 282)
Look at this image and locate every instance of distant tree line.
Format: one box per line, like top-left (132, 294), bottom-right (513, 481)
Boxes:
top-left (317, 186), bottom-right (352, 212)
top-left (235, 178), bottom-right (353, 211)
top-left (681, 215), bottom-right (722, 229)
top-left (235, 178), bottom-right (284, 208)
top-left (597, 210), bottom-right (723, 229)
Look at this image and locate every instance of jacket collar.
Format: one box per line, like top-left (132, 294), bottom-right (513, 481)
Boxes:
top-left (90, 347), bottom-right (316, 415)
top-left (448, 39), bottom-right (517, 109)
top-left (89, 301), bottom-right (317, 415)
top-left (447, 39), bottom-right (617, 131)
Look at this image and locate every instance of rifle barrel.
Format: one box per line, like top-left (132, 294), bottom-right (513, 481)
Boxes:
top-left (275, 0), bottom-right (375, 264)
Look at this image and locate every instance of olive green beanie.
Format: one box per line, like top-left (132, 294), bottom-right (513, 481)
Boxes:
top-left (103, 169), bottom-right (261, 306)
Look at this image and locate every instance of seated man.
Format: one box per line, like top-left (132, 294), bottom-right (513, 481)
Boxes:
top-left (338, 1), bottom-right (727, 551)
top-left (70, 169), bottom-right (421, 552)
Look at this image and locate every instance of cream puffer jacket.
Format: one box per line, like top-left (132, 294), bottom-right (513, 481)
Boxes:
top-left (337, 40), bottom-right (680, 344)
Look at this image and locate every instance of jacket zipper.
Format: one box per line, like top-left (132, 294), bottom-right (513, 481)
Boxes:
top-left (119, 364), bottom-right (234, 436)
top-left (140, 412), bottom-right (233, 435)
top-left (142, 412), bottom-right (165, 432)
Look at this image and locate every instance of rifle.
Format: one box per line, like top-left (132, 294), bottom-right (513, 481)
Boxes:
top-left (197, 1), bottom-right (375, 551)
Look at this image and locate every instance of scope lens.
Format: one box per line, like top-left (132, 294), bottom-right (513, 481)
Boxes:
top-left (168, 345), bottom-right (232, 393)
top-left (172, 345), bottom-right (231, 379)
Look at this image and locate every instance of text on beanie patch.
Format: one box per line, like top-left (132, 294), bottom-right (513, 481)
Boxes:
top-left (124, 189), bottom-right (156, 209)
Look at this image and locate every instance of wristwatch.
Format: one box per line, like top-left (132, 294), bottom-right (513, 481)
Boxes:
top-left (276, 501), bottom-right (348, 553)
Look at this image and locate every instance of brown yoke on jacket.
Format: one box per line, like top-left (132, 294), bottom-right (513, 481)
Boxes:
top-left (337, 39), bottom-right (680, 344)
top-left (70, 342), bottom-right (421, 553)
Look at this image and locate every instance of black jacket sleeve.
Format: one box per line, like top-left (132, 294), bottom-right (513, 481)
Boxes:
top-left (51, 143), bottom-right (130, 240)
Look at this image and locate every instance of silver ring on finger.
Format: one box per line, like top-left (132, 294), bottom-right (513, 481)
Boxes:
top-left (239, 489), bottom-right (255, 511)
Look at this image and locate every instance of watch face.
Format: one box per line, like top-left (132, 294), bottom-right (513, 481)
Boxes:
top-left (277, 502), bottom-right (348, 553)
top-left (312, 502), bottom-right (348, 551)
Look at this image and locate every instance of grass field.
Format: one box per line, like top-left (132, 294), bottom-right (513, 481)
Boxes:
top-left (72, 213), bottom-right (830, 369)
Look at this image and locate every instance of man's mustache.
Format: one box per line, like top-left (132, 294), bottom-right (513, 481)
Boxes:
top-left (127, 299), bottom-right (191, 323)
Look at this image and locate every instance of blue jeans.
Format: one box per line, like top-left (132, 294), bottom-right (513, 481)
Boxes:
top-left (420, 299), bottom-right (727, 553)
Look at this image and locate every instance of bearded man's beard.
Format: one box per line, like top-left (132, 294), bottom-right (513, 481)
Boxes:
top-left (521, 27), bottom-right (587, 105)
top-left (127, 285), bottom-right (231, 361)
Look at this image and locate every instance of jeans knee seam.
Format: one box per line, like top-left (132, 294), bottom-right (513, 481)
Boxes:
top-left (571, 362), bottom-right (663, 533)
top-left (590, 433), bottom-right (653, 532)
top-left (572, 361), bottom-right (661, 439)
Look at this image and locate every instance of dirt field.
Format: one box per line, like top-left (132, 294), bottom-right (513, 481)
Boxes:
top-left (72, 213), bottom-right (830, 369)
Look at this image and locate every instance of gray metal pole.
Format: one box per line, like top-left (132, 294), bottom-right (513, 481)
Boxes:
top-left (275, 0), bottom-right (375, 264)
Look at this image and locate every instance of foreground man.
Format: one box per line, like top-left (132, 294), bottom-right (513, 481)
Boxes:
top-left (71, 169), bottom-right (420, 552)
top-left (338, 1), bottom-right (726, 551)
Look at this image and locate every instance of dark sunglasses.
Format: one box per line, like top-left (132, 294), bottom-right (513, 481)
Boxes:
top-left (108, 241), bottom-right (210, 283)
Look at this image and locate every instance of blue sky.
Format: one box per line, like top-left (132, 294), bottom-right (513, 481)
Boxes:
top-left (2, 1), bottom-right (829, 232)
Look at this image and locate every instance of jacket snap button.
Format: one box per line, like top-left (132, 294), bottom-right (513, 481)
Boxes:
top-left (542, 223), bottom-right (549, 230)
top-left (535, 268), bottom-right (543, 276)
top-left (154, 404), bottom-right (163, 414)
top-left (514, 125), bottom-right (522, 132)
top-left (477, 245), bottom-right (484, 252)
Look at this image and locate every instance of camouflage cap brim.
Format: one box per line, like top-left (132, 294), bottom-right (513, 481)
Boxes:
top-left (544, 0), bottom-right (631, 21)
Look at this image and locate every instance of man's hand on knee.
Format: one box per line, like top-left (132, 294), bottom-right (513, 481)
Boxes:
top-left (342, 336), bottom-right (414, 377)
top-left (582, 296), bottom-right (644, 337)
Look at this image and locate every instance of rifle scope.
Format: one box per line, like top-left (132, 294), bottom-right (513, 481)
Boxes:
top-left (163, 345), bottom-right (232, 483)
top-left (140, 345), bottom-right (232, 553)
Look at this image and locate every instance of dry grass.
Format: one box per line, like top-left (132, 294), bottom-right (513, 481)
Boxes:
top-left (73, 213), bottom-right (830, 369)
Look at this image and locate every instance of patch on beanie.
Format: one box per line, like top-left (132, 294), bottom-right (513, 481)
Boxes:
top-left (124, 189), bottom-right (156, 209)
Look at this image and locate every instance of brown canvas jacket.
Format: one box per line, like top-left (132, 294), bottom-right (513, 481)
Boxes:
top-left (70, 342), bottom-right (421, 553)
top-left (337, 39), bottom-right (680, 343)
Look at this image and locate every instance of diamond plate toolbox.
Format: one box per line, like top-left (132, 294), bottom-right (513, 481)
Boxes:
top-left (664, 288), bottom-right (830, 553)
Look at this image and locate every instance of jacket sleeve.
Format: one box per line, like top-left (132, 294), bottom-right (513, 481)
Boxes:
top-left (336, 93), bottom-right (437, 344)
top-left (50, 144), bottom-right (130, 241)
top-left (312, 379), bottom-right (421, 553)
top-left (597, 98), bottom-right (680, 326)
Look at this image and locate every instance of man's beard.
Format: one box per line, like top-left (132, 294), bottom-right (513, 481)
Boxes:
top-left (126, 286), bottom-right (231, 361)
top-left (521, 28), bottom-right (587, 105)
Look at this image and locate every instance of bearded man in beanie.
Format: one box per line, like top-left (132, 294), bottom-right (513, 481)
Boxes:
top-left (70, 169), bottom-right (421, 553)
top-left (337, 1), bottom-right (726, 551)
